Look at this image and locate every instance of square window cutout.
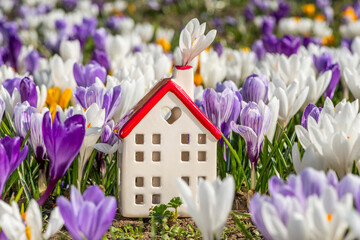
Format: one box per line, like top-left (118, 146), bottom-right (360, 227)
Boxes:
top-left (135, 194), bottom-right (144, 205)
top-left (181, 134), bottom-right (190, 144)
top-left (135, 177), bottom-right (144, 187)
top-left (152, 194), bottom-right (161, 204)
top-left (152, 151), bottom-right (160, 162)
top-left (198, 134), bottom-right (206, 144)
top-left (152, 134), bottom-right (161, 144)
top-left (198, 176), bottom-right (206, 182)
top-left (198, 151), bottom-right (206, 162)
top-left (181, 151), bottom-right (189, 162)
top-left (135, 152), bottom-right (144, 162)
top-left (181, 176), bottom-right (190, 185)
top-left (135, 134), bottom-right (144, 144)
top-left (152, 177), bottom-right (161, 187)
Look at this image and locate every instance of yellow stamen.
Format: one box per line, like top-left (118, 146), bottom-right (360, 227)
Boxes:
top-left (347, 136), bottom-right (350, 139)
top-left (25, 226), bottom-right (31, 240)
top-left (302, 4), bottom-right (316, 17)
top-left (108, 69), bottom-right (113, 76)
top-left (242, 47), bottom-right (250, 53)
top-left (327, 213), bottom-right (332, 222)
top-left (322, 35), bottom-right (334, 46)
top-left (294, 16), bottom-right (301, 22)
top-left (342, 7), bottom-right (358, 22)
top-left (194, 73), bottom-right (203, 86)
top-left (314, 14), bottom-right (326, 21)
top-left (46, 87), bottom-right (72, 120)
top-left (59, 89), bottom-right (72, 109)
top-left (87, 123), bottom-right (92, 129)
top-left (21, 213), bottom-right (31, 240)
top-left (156, 38), bottom-right (171, 52)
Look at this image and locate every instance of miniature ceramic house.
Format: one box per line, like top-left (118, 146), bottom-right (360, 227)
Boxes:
top-left (114, 66), bottom-right (221, 218)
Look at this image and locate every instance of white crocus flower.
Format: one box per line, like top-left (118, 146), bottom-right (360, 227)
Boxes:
top-left (179, 18), bottom-right (217, 66)
top-left (294, 98), bottom-right (360, 177)
top-left (106, 35), bottom-right (131, 70)
top-left (135, 23), bottom-right (154, 43)
top-left (59, 39), bottom-right (81, 62)
top-left (304, 71), bottom-right (332, 106)
top-left (269, 79), bottom-right (309, 127)
top-left (0, 199), bottom-right (63, 240)
top-left (108, 72), bottom-right (145, 123)
top-left (0, 65), bottom-right (16, 84)
top-left (200, 49), bottom-right (226, 88)
top-left (36, 84), bottom-right (47, 111)
top-left (344, 67), bottom-right (360, 100)
top-left (0, 85), bottom-right (21, 117)
top-left (177, 176), bottom-right (235, 240)
top-left (49, 55), bottom-right (76, 91)
top-left (72, 103), bottom-right (105, 187)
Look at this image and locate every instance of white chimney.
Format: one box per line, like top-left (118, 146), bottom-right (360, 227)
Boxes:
top-left (172, 66), bottom-right (194, 100)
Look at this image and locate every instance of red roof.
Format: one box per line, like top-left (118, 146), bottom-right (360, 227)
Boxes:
top-left (114, 78), bottom-right (221, 140)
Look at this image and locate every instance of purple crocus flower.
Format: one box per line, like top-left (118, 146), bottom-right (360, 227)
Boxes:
top-left (2, 77), bottom-right (21, 95)
top-left (73, 61), bottom-right (107, 87)
top-left (240, 74), bottom-right (269, 103)
top-left (244, 6), bottom-right (255, 21)
top-left (19, 77), bottom-right (37, 107)
top-left (93, 28), bottom-right (106, 51)
top-left (62, 0), bottom-right (78, 10)
top-left (73, 17), bottom-right (97, 47)
top-left (0, 136), bottom-right (28, 198)
top-left (301, 103), bottom-right (322, 129)
top-left (324, 63), bottom-right (340, 99)
top-left (30, 111), bottom-right (48, 166)
top-left (271, 0), bottom-right (290, 22)
top-left (24, 50), bottom-right (40, 75)
top-left (252, 40), bottom-right (266, 60)
top-left (57, 185), bottom-right (117, 240)
top-left (215, 80), bottom-right (238, 93)
top-left (262, 35), bottom-right (278, 53)
top-left (230, 102), bottom-right (271, 169)
top-left (261, 16), bottom-right (275, 36)
top-left (201, 88), bottom-right (241, 130)
top-left (14, 102), bottom-right (37, 138)
top-left (302, 36), bottom-right (321, 48)
top-left (91, 50), bottom-right (111, 71)
top-left (2, 23), bottom-right (22, 70)
top-left (277, 35), bottom-right (300, 57)
top-left (38, 112), bottom-right (85, 205)
top-left (212, 42), bottom-right (223, 57)
top-left (313, 53), bottom-right (341, 99)
top-left (74, 81), bottom-right (122, 122)
top-left (313, 52), bottom-right (333, 73)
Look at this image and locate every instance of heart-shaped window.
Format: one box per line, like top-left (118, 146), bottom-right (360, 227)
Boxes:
top-left (161, 106), bottom-right (182, 124)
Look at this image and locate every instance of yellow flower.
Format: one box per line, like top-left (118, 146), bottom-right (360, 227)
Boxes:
top-left (157, 38), bottom-right (171, 52)
top-left (322, 35), bottom-right (334, 46)
top-left (314, 14), bottom-right (326, 21)
top-left (342, 7), bottom-right (358, 22)
top-left (302, 4), bottom-right (316, 17)
top-left (194, 73), bottom-right (203, 86)
top-left (46, 87), bottom-right (72, 119)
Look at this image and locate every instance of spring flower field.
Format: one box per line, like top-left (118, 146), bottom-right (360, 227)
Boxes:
top-left (2, 0), bottom-right (360, 239)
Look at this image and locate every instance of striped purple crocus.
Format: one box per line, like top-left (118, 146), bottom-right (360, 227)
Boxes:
top-left (57, 185), bottom-right (117, 240)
